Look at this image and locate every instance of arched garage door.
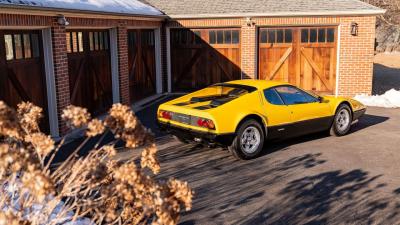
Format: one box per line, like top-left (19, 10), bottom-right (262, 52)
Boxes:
top-left (259, 27), bottom-right (337, 94)
top-left (0, 30), bottom-right (49, 132)
top-left (66, 30), bottom-right (112, 116)
top-left (170, 28), bottom-right (241, 92)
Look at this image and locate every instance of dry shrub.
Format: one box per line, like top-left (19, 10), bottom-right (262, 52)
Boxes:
top-left (0, 101), bottom-right (193, 225)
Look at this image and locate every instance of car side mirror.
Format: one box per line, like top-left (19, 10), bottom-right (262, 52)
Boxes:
top-left (318, 96), bottom-right (324, 103)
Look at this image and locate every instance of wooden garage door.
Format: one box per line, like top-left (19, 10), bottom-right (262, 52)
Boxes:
top-left (259, 27), bottom-right (337, 94)
top-left (67, 30), bottom-right (112, 116)
top-left (0, 30), bottom-right (49, 133)
top-left (171, 29), bottom-right (241, 92)
top-left (128, 29), bottom-right (156, 102)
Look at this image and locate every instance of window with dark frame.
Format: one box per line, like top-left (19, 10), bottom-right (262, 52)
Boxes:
top-left (301, 29), bottom-right (309, 43)
top-left (327, 28), bottom-right (335, 42)
top-left (260, 28), bottom-right (293, 44)
top-left (87, 31), bottom-right (109, 52)
top-left (216, 30), bottom-right (224, 44)
top-left (285, 29), bottom-right (293, 43)
top-left (309, 29), bottom-right (317, 43)
top-left (66, 32), bottom-right (84, 53)
top-left (3, 33), bottom-right (41, 61)
top-left (301, 27), bottom-right (335, 43)
top-left (208, 29), bottom-right (240, 44)
top-left (318, 28), bottom-right (326, 42)
top-left (172, 29), bottom-right (202, 45)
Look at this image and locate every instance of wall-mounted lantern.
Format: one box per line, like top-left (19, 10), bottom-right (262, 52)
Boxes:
top-left (246, 17), bottom-right (255, 27)
top-left (351, 22), bottom-right (359, 36)
top-left (57, 15), bottom-right (70, 26)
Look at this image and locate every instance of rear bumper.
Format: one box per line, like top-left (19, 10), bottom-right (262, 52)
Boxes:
top-left (353, 108), bottom-right (367, 121)
top-left (157, 121), bottom-right (235, 146)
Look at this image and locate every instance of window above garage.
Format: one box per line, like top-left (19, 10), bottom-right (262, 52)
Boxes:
top-left (209, 29), bottom-right (240, 45)
top-left (301, 28), bottom-right (335, 43)
top-left (4, 33), bottom-right (41, 61)
top-left (260, 28), bottom-right (293, 44)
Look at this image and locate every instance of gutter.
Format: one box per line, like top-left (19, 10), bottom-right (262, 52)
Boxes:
top-left (0, 4), bottom-right (168, 20)
top-left (166, 9), bottom-right (387, 20)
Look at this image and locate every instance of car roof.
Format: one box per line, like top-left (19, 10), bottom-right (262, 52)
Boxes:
top-left (225, 79), bottom-right (289, 90)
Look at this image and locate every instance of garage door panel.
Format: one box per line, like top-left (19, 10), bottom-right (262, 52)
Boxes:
top-left (67, 30), bottom-right (112, 116)
top-left (128, 29), bottom-right (156, 103)
top-left (171, 28), bottom-right (241, 92)
top-left (0, 30), bottom-right (49, 133)
top-left (259, 27), bottom-right (337, 94)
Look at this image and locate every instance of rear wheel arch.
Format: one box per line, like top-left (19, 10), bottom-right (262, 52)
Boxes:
top-left (236, 114), bottom-right (268, 137)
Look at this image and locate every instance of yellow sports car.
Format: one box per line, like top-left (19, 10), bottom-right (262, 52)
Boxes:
top-left (157, 80), bottom-right (366, 159)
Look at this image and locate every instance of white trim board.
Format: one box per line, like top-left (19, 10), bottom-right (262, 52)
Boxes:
top-left (335, 24), bottom-right (341, 97)
top-left (110, 28), bottom-right (120, 103)
top-left (166, 27), bottom-right (172, 93)
top-left (154, 27), bottom-right (163, 94)
top-left (42, 28), bottom-right (59, 138)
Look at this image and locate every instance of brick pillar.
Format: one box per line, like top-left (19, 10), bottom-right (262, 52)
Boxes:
top-left (241, 19), bottom-right (257, 79)
top-left (117, 21), bottom-right (130, 105)
top-left (337, 16), bottom-right (376, 96)
top-left (51, 18), bottom-right (70, 135)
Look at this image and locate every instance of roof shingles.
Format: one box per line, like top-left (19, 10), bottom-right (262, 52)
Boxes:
top-left (141, 0), bottom-right (384, 18)
top-left (0, 0), bottom-right (163, 16)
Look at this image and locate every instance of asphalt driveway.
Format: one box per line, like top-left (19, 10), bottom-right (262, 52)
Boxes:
top-left (123, 106), bottom-right (400, 225)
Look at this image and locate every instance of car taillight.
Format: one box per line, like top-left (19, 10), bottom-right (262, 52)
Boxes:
top-left (197, 118), bottom-right (215, 130)
top-left (159, 110), bottom-right (173, 120)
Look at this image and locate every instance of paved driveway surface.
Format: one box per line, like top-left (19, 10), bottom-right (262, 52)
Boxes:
top-left (125, 107), bottom-right (400, 225)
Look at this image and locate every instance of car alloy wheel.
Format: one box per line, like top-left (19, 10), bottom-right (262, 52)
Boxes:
top-left (240, 126), bottom-right (261, 154)
top-left (336, 108), bottom-right (351, 132)
top-left (330, 104), bottom-right (353, 136)
top-left (229, 119), bottom-right (265, 160)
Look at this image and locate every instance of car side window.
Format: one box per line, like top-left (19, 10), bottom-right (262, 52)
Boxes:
top-left (264, 88), bottom-right (285, 105)
top-left (275, 86), bottom-right (319, 105)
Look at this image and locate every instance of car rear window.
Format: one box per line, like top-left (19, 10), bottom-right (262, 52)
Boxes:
top-left (202, 85), bottom-right (251, 98)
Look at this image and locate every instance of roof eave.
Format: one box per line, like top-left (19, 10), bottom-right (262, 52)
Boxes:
top-left (0, 4), bottom-right (167, 20)
top-left (167, 9), bottom-right (387, 19)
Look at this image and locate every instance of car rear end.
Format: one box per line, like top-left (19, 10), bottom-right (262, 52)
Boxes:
top-left (157, 84), bottom-right (254, 146)
top-left (157, 103), bottom-right (221, 144)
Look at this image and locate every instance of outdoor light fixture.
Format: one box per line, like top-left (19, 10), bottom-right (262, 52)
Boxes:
top-left (57, 15), bottom-right (70, 26)
top-left (351, 22), bottom-right (359, 36)
top-left (246, 17), bottom-right (255, 27)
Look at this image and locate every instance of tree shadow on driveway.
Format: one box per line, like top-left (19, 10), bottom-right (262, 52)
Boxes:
top-left (238, 169), bottom-right (399, 225)
top-left (156, 142), bottom-right (400, 225)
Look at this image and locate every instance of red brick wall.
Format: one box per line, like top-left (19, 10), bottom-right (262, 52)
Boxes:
top-left (240, 20), bottom-right (256, 79)
top-left (337, 16), bottom-right (376, 97)
top-left (117, 21), bottom-right (130, 105)
top-left (51, 19), bottom-right (71, 134)
top-left (0, 12), bottom-right (162, 136)
top-left (168, 15), bottom-right (377, 96)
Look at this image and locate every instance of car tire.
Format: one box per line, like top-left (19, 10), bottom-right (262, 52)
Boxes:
top-left (228, 119), bottom-right (265, 160)
top-left (330, 104), bottom-right (353, 136)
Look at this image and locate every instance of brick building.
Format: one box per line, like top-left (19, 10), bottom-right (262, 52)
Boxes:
top-left (0, 0), bottom-right (384, 137)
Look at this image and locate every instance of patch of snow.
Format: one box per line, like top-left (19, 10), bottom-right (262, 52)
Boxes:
top-left (354, 89), bottom-right (400, 108)
top-left (2, 180), bottom-right (93, 225)
top-left (0, 0), bottom-right (163, 16)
